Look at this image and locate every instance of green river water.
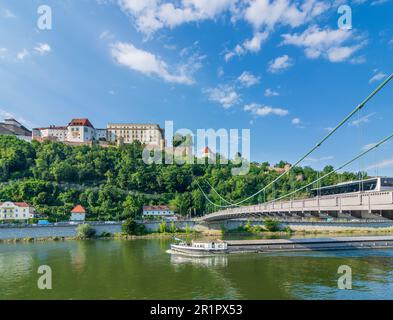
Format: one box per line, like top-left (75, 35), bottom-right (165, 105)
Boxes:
top-left (1, 237), bottom-right (393, 300)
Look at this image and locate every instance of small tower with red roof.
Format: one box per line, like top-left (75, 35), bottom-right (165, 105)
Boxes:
top-left (70, 205), bottom-right (86, 222)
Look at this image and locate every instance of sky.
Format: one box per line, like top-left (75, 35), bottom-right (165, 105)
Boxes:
top-left (0, 0), bottom-right (392, 176)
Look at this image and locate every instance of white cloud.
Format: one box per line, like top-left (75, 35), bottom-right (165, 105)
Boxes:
top-left (0, 108), bottom-right (35, 128)
top-left (349, 112), bottom-right (375, 126)
top-left (111, 42), bottom-right (195, 84)
top-left (0, 48), bottom-right (7, 58)
top-left (116, 0), bottom-right (330, 37)
top-left (362, 142), bottom-right (378, 151)
top-left (264, 88), bottom-right (279, 97)
top-left (217, 66), bottom-right (224, 77)
top-left (292, 117), bottom-right (305, 128)
top-left (367, 159), bottom-right (393, 170)
top-left (292, 117), bottom-right (301, 125)
top-left (203, 85), bottom-right (240, 108)
top-left (237, 71), bottom-right (260, 87)
top-left (225, 31), bottom-right (269, 61)
top-left (281, 25), bottom-right (365, 62)
top-left (118, 0), bottom-right (236, 36)
top-left (34, 43), bottom-right (51, 55)
top-left (100, 30), bottom-right (115, 41)
top-left (369, 71), bottom-right (387, 83)
top-left (243, 31), bottom-right (269, 52)
top-left (350, 56), bottom-right (366, 64)
top-left (17, 49), bottom-right (29, 60)
top-left (244, 0), bottom-right (330, 30)
top-left (244, 103), bottom-right (288, 117)
top-left (4, 9), bottom-right (15, 18)
top-left (268, 54), bottom-right (293, 73)
top-left (371, 0), bottom-right (390, 6)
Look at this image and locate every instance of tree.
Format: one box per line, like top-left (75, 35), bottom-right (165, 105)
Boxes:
top-left (122, 218), bottom-right (146, 235)
top-left (76, 224), bottom-right (96, 239)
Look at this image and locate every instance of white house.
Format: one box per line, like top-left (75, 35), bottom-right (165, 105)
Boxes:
top-left (143, 205), bottom-right (176, 220)
top-left (70, 205), bottom-right (86, 221)
top-left (32, 126), bottom-right (68, 142)
top-left (67, 119), bottom-right (95, 143)
top-left (0, 202), bottom-right (35, 221)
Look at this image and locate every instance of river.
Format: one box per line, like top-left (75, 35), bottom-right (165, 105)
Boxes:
top-left (1, 237), bottom-right (393, 299)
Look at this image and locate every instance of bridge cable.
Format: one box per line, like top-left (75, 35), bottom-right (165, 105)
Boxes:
top-left (201, 131), bottom-right (393, 220)
top-left (198, 73), bottom-right (393, 208)
top-left (259, 131), bottom-right (393, 205)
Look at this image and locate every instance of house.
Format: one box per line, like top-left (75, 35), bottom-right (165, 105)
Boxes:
top-left (0, 118), bottom-right (32, 141)
top-left (32, 125), bottom-right (68, 142)
top-left (107, 123), bottom-right (165, 148)
top-left (143, 205), bottom-right (176, 220)
top-left (33, 118), bottom-right (107, 145)
top-left (67, 118), bottom-right (95, 143)
top-left (0, 202), bottom-right (35, 221)
top-left (70, 205), bottom-right (86, 221)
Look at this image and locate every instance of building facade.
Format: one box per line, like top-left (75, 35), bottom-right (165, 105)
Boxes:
top-left (143, 205), bottom-right (176, 220)
top-left (107, 123), bottom-right (165, 148)
top-left (67, 119), bottom-right (95, 143)
top-left (0, 202), bottom-right (35, 221)
top-left (70, 205), bottom-right (86, 221)
top-left (32, 126), bottom-right (68, 142)
top-left (0, 118), bottom-right (32, 141)
top-left (33, 118), bottom-right (106, 144)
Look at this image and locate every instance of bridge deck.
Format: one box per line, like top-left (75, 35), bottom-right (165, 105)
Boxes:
top-left (201, 191), bottom-right (393, 222)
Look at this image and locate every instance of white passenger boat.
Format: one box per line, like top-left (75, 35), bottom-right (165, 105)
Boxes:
top-left (170, 239), bottom-right (228, 256)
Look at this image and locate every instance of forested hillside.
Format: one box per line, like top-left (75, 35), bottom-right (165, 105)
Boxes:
top-left (0, 135), bottom-right (359, 221)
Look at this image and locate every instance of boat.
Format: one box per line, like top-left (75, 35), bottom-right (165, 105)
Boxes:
top-left (170, 239), bottom-right (228, 256)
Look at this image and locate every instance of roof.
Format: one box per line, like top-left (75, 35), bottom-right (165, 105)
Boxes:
top-left (33, 126), bottom-right (68, 131)
top-left (0, 121), bottom-right (32, 136)
top-left (107, 123), bottom-right (161, 129)
top-left (202, 147), bottom-right (213, 154)
top-left (143, 205), bottom-right (171, 211)
top-left (71, 205), bottom-right (86, 213)
top-left (68, 118), bottom-right (94, 128)
top-left (0, 202), bottom-right (31, 207)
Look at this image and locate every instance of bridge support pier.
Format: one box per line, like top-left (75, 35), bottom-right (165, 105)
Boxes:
top-left (350, 210), bottom-right (388, 220)
top-left (328, 211), bottom-right (353, 219)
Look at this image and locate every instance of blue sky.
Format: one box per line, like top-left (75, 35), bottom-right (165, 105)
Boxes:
top-left (0, 0), bottom-right (392, 175)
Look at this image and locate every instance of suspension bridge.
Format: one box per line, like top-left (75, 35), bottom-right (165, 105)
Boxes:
top-left (197, 73), bottom-right (393, 223)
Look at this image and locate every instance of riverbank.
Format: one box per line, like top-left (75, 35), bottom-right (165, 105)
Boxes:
top-left (0, 232), bottom-right (199, 244)
top-left (2, 219), bottom-right (393, 242)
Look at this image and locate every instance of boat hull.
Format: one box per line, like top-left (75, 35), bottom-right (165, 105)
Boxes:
top-left (170, 244), bottom-right (228, 256)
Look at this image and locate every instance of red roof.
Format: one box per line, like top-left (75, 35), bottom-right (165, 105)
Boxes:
top-left (0, 202), bottom-right (31, 207)
top-left (143, 205), bottom-right (171, 211)
top-left (71, 205), bottom-right (86, 213)
top-left (68, 118), bottom-right (94, 128)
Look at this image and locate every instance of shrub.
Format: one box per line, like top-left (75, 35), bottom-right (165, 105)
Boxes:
top-left (244, 221), bottom-right (253, 233)
top-left (169, 221), bottom-right (177, 233)
top-left (185, 224), bottom-right (191, 234)
top-left (99, 231), bottom-right (112, 238)
top-left (158, 221), bottom-right (167, 233)
top-left (76, 224), bottom-right (96, 239)
top-left (121, 218), bottom-right (146, 235)
top-left (263, 218), bottom-right (281, 232)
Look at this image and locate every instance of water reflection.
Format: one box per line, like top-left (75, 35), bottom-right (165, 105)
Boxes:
top-left (1, 240), bottom-right (393, 299)
top-left (69, 241), bottom-right (88, 272)
top-left (170, 252), bottom-right (228, 268)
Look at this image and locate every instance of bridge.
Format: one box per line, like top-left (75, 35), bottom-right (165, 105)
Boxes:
top-left (198, 191), bottom-right (393, 222)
